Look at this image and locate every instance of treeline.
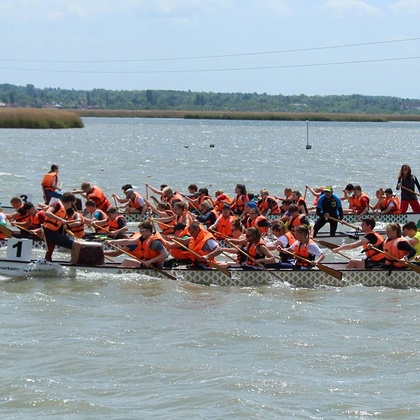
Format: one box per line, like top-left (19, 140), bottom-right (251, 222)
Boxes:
top-left (1, 83), bottom-right (420, 115)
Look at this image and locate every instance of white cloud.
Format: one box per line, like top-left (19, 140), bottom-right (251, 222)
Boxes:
top-left (322, 0), bottom-right (383, 17)
top-left (0, 0), bottom-right (230, 22)
top-left (389, 0), bottom-right (420, 14)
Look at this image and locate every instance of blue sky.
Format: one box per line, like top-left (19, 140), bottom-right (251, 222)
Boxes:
top-left (1, 0), bottom-right (420, 98)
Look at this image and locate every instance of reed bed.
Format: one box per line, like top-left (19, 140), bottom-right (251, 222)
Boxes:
top-left (75, 109), bottom-right (420, 122)
top-left (0, 108), bottom-right (84, 128)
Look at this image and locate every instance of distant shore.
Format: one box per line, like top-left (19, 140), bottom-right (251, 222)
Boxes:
top-left (75, 109), bottom-right (420, 122)
top-left (0, 108), bottom-right (83, 128)
top-left (2, 108), bottom-right (420, 129)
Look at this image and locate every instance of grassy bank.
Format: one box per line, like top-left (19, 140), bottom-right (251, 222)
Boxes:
top-left (0, 108), bottom-right (84, 128)
top-left (75, 109), bottom-right (420, 122)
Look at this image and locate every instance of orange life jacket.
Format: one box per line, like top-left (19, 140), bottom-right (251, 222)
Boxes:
top-left (88, 187), bottom-right (110, 212)
top-left (214, 214), bottom-right (236, 239)
top-left (128, 192), bottom-right (144, 210)
top-left (231, 194), bottom-right (247, 214)
top-left (108, 215), bottom-right (127, 232)
top-left (287, 214), bottom-right (306, 232)
top-left (245, 215), bottom-right (269, 235)
top-left (41, 172), bottom-right (58, 191)
top-left (363, 231), bottom-right (385, 262)
top-left (126, 235), bottom-right (144, 260)
top-left (11, 206), bottom-right (30, 224)
top-left (67, 212), bottom-right (85, 238)
top-left (214, 194), bottom-right (233, 212)
top-left (167, 192), bottom-right (184, 208)
top-left (91, 209), bottom-right (109, 233)
top-left (383, 237), bottom-right (409, 268)
top-left (246, 238), bottom-right (266, 265)
top-left (294, 240), bottom-right (316, 267)
top-left (258, 196), bottom-right (280, 215)
top-left (176, 211), bottom-right (193, 226)
top-left (189, 228), bottom-right (216, 264)
top-left (143, 232), bottom-right (166, 261)
top-left (29, 212), bottom-right (45, 229)
top-left (351, 193), bottom-right (370, 213)
top-left (156, 210), bottom-right (176, 235)
top-left (44, 201), bottom-right (66, 232)
top-left (385, 196), bottom-right (401, 214)
top-left (169, 227), bottom-right (191, 259)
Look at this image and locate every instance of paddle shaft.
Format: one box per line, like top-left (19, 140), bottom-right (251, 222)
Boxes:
top-left (107, 243), bottom-right (177, 281)
top-left (226, 240), bottom-right (284, 281)
top-left (172, 238), bottom-right (231, 277)
top-left (281, 248), bottom-right (342, 279)
top-left (312, 239), bottom-right (351, 260)
top-left (328, 215), bottom-right (360, 231)
top-left (371, 246), bottom-right (420, 274)
top-left (401, 185), bottom-right (420, 198)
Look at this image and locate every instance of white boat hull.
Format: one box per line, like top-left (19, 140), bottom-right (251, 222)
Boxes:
top-left (0, 258), bottom-right (419, 289)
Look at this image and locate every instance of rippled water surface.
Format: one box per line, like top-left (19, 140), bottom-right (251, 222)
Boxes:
top-left (1, 118), bottom-right (420, 418)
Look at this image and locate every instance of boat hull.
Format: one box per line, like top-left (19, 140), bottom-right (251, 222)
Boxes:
top-left (0, 259), bottom-right (418, 289)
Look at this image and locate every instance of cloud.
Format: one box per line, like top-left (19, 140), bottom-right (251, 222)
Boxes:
top-left (322, 0), bottom-right (383, 17)
top-left (0, 0), bottom-right (230, 22)
top-left (389, 0), bottom-right (420, 14)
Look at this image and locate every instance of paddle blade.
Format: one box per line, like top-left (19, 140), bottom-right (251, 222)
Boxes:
top-left (317, 263), bottom-right (342, 280)
top-left (317, 240), bottom-right (339, 250)
top-left (0, 224), bottom-right (13, 238)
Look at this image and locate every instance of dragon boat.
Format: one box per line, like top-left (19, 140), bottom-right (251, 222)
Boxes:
top-left (0, 238), bottom-right (419, 289)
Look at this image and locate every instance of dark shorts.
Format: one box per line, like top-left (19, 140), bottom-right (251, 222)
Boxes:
top-left (364, 258), bottom-right (386, 269)
top-left (44, 229), bottom-right (74, 250)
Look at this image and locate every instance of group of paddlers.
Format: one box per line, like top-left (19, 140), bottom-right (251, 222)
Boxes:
top-left (1, 163), bottom-right (420, 271)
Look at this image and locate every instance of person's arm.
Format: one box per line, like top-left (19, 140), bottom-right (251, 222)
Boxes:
top-left (108, 219), bottom-right (128, 238)
top-left (332, 238), bottom-right (367, 253)
top-left (255, 245), bottom-right (275, 265)
top-left (143, 241), bottom-right (169, 267)
top-left (398, 241), bottom-right (417, 260)
top-left (309, 243), bottom-right (325, 265)
top-left (201, 240), bottom-right (223, 260)
top-left (208, 215), bottom-right (221, 232)
top-left (145, 184), bottom-right (163, 196)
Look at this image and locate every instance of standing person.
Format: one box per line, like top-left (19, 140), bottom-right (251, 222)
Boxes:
top-left (396, 164), bottom-right (420, 213)
top-left (73, 182), bottom-right (111, 212)
top-left (332, 218), bottom-right (385, 268)
top-left (311, 186), bottom-right (343, 237)
top-left (43, 192), bottom-right (84, 263)
top-left (41, 164), bottom-right (63, 204)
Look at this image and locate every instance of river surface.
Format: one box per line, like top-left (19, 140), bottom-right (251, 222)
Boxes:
top-left (1, 118), bottom-right (420, 418)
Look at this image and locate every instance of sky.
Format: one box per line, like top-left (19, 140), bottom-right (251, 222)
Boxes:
top-left (1, 0), bottom-right (420, 98)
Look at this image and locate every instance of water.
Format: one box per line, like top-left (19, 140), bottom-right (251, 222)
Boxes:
top-left (1, 118), bottom-right (420, 418)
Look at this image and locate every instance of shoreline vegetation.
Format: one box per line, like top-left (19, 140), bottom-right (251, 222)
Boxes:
top-left (2, 108), bottom-right (420, 129)
top-left (75, 109), bottom-right (420, 122)
top-left (0, 108), bottom-right (84, 129)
